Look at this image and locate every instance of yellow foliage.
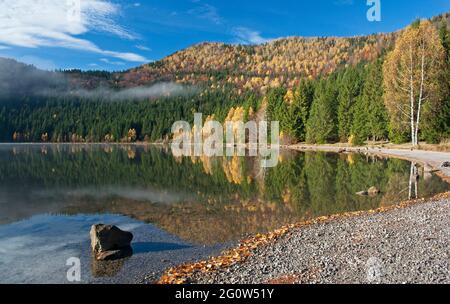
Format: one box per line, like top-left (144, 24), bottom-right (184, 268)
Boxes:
top-left (120, 35), bottom-right (395, 91)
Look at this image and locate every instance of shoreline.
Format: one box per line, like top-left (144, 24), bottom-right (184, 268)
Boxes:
top-left (156, 190), bottom-right (450, 284)
top-left (187, 192), bottom-right (450, 284)
top-left (1, 142), bottom-right (449, 283)
top-left (287, 144), bottom-right (450, 183)
top-left (156, 145), bottom-right (450, 284)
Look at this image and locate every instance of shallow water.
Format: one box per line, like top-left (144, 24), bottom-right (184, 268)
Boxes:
top-left (0, 144), bottom-right (447, 283)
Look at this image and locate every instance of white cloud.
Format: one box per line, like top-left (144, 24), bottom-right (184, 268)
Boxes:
top-left (232, 27), bottom-right (272, 45)
top-left (100, 58), bottom-right (125, 65)
top-left (135, 44), bottom-right (151, 51)
top-left (0, 0), bottom-right (148, 62)
top-left (64, 82), bottom-right (197, 100)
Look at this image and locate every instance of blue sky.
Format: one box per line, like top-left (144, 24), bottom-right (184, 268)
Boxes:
top-left (0, 0), bottom-right (449, 71)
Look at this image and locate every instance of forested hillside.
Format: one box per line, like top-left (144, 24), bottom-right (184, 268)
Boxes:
top-left (119, 34), bottom-right (394, 93)
top-left (118, 14), bottom-right (450, 94)
top-left (0, 14), bottom-right (449, 145)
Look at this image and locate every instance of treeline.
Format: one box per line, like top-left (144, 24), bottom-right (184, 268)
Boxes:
top-left (0, 89), bottom-right (259, 143)
top-left (267, 60), bottom-right (389, 144)
top-left (1, 21), bottom-right (449, 145)
top-left (267, 20), bottom-right (450, 145)
top-left (2, 146), bottom-right (447, 231)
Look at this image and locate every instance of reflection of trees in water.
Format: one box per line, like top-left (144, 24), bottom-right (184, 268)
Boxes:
top-left (409, 162), bottom-right (419, 200)
top-left (0, 145), bottom-right (448, 244)
top-left (384, 161), bottom-right (421, 202)
top-left (222, 156), bottom-right (244, 185)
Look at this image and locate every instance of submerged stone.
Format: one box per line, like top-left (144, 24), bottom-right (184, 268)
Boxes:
top-left (95, 246), bottom-right (133, 261)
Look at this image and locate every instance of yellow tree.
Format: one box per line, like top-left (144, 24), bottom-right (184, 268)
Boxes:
top-left (383, 20), bottom-right (447, 146)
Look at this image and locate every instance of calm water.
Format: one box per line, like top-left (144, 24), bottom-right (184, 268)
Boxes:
top-left (0, 144), bottom-right (448, 283)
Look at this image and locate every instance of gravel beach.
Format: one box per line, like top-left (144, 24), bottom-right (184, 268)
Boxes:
top-left (153, 147), bottom-right (450, 284)
top-left (187, 197), bottom-right (450, 284)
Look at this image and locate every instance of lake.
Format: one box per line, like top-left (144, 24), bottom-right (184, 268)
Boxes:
top-left (0, 144), bottom-right (447, 283)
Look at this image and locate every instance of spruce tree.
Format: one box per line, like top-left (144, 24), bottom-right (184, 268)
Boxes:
top-left (291, 79), bottom-right (315, 141)
top-left (337, 67), bottom-right (364, 142)
top-left (306, 79), bottom-right (338, 144)
top-left (351, 95), bottom-right (369, 144)
top-left (352, 59), bottom-right (387, 144)
top-left (435, 21), bottom-right (450, 140)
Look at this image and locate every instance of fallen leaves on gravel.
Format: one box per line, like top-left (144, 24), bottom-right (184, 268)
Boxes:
top-left (157, 191), bottom-right (450, 284)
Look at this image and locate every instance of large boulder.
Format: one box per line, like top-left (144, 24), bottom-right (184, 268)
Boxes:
top-left (90, 224), bottom-right (133, 260)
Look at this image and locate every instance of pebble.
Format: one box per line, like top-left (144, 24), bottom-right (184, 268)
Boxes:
top-left (189, 199), bottom-right (450, 284)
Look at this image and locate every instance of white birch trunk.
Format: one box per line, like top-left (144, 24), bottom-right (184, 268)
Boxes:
top-left (415, 42), bottom-right (426, 146)
top-left (408, 162), bottom-right (413, 200)
top-left (409, 45), bottom-right (416, 147)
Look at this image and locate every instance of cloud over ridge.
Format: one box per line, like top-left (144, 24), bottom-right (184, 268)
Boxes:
top-left (0, 0), bottom-right (148, 62)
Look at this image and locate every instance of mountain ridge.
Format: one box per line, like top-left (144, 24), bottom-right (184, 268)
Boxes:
top-left (1, 13), bottom-right (448, 96)
top-left (116, 13), bottom-right (449, 92)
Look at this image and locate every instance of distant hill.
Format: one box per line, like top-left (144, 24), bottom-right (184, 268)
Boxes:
top-left (117, 13), bottom-right (449, 94)
top-left (0, 34), bottom-right (396, 97)
top-left (118, 34), bottom-right (395, 93)
top-left (1, 13), bottom-right (448, 96)
top-left (0, 13), bottom-right (448, 144)
top-left (0, 57), bottom-right (67, 99)
top-left (64, 13), bottom-right (444, 94)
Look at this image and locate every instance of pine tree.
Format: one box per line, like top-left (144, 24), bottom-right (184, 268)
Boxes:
top-left (266, 87), bottom-right (292, 140)
top-left (306, 79), bottom-right (338, 144)
top-left (291, 79), bottom-right (315, 141)
top-left (351, 95), bottom-right (369, 145)
top-left (434, 20), bottom-right (450, 141)
top-left (352, 59), bottom-right (388, 144)
top-left (337, 67), bottom-right (364, 142)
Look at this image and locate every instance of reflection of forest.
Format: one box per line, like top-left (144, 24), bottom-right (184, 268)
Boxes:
top-left (0, 145), bottom-right (448, 244)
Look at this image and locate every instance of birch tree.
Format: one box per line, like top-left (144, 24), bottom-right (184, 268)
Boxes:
top-left (383, 20), bottom-right (447, 146)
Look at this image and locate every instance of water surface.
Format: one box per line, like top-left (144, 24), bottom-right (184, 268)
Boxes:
top-left (0, 144), bottom-right (447, 283)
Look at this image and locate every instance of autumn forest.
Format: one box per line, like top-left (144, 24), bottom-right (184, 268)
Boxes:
top-left (0, 14), bottom-right (449, 146)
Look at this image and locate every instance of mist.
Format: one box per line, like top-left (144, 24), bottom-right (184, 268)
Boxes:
top-left (0, 57), bottom-right (196, 102)
top-left (62, 82), bottom-right (197, 101)
top-left (0, 57), bottom-right (66, 99)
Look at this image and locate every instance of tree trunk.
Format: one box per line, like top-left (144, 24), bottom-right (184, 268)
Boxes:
top-left (408, 162), bottom-right (413, 199)
top-left (409, 44), bottom-right (416, 147)
top-left (415, 42), bottom-right (426, 146)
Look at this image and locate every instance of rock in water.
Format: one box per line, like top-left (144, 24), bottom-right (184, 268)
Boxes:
top-left (90, 224), bottom-right (133, 260)
top-left (95, 247), bottom-right (133, 261)
top-left (441, 161), bottom-right (450, 168)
